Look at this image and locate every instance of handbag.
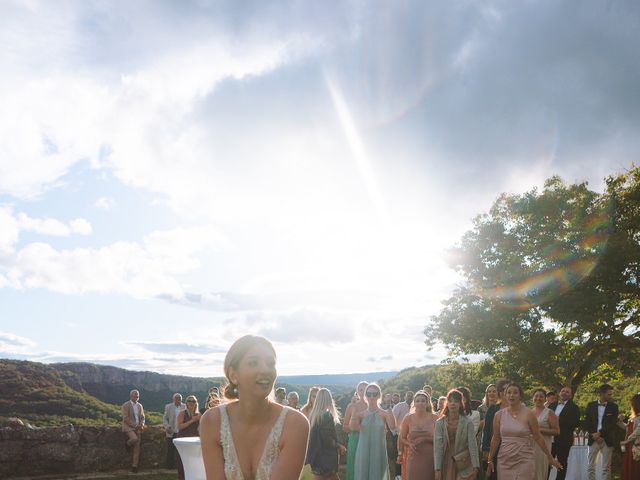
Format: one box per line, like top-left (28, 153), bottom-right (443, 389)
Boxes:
top-left (452, 449), bottom-right (471, 471)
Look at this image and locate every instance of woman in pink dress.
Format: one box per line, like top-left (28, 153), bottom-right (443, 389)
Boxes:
top-left (400, 390), bottom-right (437, 480)
top-left (486, 383), bottom-right (562, 480)
top-left (620, 393), bottom-right (640, 480)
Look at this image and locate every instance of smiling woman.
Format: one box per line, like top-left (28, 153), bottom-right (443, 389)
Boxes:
top-left (199, 335), bottom-right (310, 480)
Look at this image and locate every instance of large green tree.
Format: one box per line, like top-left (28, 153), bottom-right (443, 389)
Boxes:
top-left (425, 166), bottom-right (640, 393)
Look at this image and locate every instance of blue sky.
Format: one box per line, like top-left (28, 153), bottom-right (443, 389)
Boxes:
top-left (1, 0), bottom-right (639, 376)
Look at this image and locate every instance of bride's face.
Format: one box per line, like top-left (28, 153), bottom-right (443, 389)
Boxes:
top-left (230, 343), bottom-right (277, 399)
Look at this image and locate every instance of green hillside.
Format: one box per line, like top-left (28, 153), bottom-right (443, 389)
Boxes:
top-left (0, 359), bottom-right (161, 426)
top-left (379, 362), bottom-right (497, 401)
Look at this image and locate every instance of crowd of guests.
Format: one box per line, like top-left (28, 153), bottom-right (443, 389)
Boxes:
top-left (121, 335), bottom-right (640, 480)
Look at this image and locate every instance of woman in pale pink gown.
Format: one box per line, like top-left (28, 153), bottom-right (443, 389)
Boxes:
top-left (400, 390), bottom-right (437, 480)
top-left (486, 383), bottom-right (562, 480)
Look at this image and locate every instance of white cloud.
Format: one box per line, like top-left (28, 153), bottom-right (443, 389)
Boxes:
top-left (0, 5), bottom-right (319, 203)
top-left (222, 308), bottom-right (358, 344)
top-left (2, 225), bottom-right (228, 298)
top-left (0, 207), bottom-right (92, 258)
top-left (0, 332), bottom-right (37, 354)
top-left (0, 206), bottom-right (20, 256)
top-left (124, 341), bottom-right (226, 355)
top-left (69, 218), bottom-right (92, 235)
top-left (16, 212), bottom-right (92, 237)
top-left (93, 197), bottom-right (116, 211)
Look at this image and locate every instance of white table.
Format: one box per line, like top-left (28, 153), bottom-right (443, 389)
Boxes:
top-left (549, 445), bottom-right (602, 480)
top-left (174, 437), bottom-right (206, 480)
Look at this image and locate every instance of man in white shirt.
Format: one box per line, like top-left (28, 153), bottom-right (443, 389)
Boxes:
top-left (548, 386), bottom-right (581, 480)
top-left (584, 384), bottom-right (618, 480)
top-left (162, 393), bottom-right (185, 469)
top-left (392, 391), bottom-right (414, 426)
top-left (122, 389), bottom-right (145, 473)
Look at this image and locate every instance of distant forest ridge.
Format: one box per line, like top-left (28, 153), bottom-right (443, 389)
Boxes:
top-left (0, 359), bottom-right (400, 426)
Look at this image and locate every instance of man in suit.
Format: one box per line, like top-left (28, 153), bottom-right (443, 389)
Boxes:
top-left (122, 389), bottom-right (145, 473)
top-left (548, 385), bottom-right (581, 480)
top-left (162, 393), bottom-right (185, 469)
top-left (583, 384), bottom-right (618, 480)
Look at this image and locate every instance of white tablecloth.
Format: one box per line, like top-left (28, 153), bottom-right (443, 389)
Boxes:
top-left (174, 437), bottom-right (206, 480)
top-left (549, 445), bottom-right (602, 480)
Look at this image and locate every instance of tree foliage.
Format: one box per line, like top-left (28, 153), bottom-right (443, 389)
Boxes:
top-left (426, 166), bottom-right (640, 393)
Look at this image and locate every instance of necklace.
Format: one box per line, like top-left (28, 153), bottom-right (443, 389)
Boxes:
top-left (509, 406), bottom-right (521, 419)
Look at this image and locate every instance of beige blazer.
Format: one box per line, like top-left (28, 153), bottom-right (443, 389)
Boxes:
top-left (122, 400), bottom-right (145, 433)
top-left (163, 402), bottom-right (186, 437)
top-left (434, 414), bottom-right (480, 478)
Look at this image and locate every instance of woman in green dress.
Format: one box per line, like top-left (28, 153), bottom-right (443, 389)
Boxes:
top-left (343, 381), bottom-right (369, 480)
top-left (349, 383), bottom-right (396, 480)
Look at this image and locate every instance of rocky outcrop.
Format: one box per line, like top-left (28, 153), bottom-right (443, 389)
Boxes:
top-left (0, 421), bottom-right (167, 479)
top-left (52, 362), bottom-right (219, 393)
top-left (50, 362), bottom-right (222, 412)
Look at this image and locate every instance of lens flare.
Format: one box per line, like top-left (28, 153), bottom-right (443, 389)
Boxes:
top-left (479, 203), bottom-right (613, 310)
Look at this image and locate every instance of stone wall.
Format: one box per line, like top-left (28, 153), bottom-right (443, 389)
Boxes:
top-left (0, 421), bottom-right (167, 479)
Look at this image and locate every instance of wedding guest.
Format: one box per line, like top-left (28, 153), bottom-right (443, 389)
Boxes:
top-left (288, 391), bottom-right (300, 409)
top-left (393, 391), bottom-right (415, 428)
top-left (545, 391), bottom-right (557, 409)
top-left (300, 388), bottom-right (320, 480)
top-left (381, 393), bottom-right (394, 411)
top-left (530, 389), bottom-right (559, 480)
top-left (176, 395), bottom-right (201, 480)
top-left (392, 393), bottom-right (401, 406)
top-left (122, 389), bottom-right (145, 474)
top-left (199, 335), bottom-right (309, 480)
top-left (350, 383), bottom-right (396, 480)
top-left (301, 387), bottom-right (320, 418)
top-left (306, 388), bottom-right (346, 480)
top-left (162, 393), bottom-right (185, 469)
top-left (436, 396), bottom-right (447, 415)
top-left (392, 391), bottom-right (414, 479)
top-left (204, 387), bottom-right (222, 411)
top-left (478, 384), bottom-right (498, 427)
top-left (434, 389), bottom-right (479, 480)
top-left (620, 393), bottom-right (640, 480)
top-left (423, 385), bottom-right (436, 411)
top-left (381, 392), bottom-right (398, 479)
top-left (584, 384), bottom-right (619, 480)
top-left (482, 379), bottom-right (509, 480)
top-left (276, 387), bottom-right (287, 405)
top-left (400, 390), bottom-right (437, 480)
top-left (343, 381), bottom-right (369, 480)
top-left (458, 387), bottom-right (481, 435)
top-left (547, 385), bottom-right (581, 480)
top-left (486, 383), bottom-right (561, 480)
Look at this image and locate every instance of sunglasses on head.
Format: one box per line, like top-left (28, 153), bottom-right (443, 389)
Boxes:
top-left (365, 391), bottom-right (380, 398)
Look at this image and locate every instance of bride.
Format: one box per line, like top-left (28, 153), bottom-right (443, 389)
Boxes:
top-left (200, 335), bottom-right (310, 480)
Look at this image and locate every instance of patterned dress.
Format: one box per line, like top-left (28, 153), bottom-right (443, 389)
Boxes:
top-left (219, 403), bottom-right (289, 480)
